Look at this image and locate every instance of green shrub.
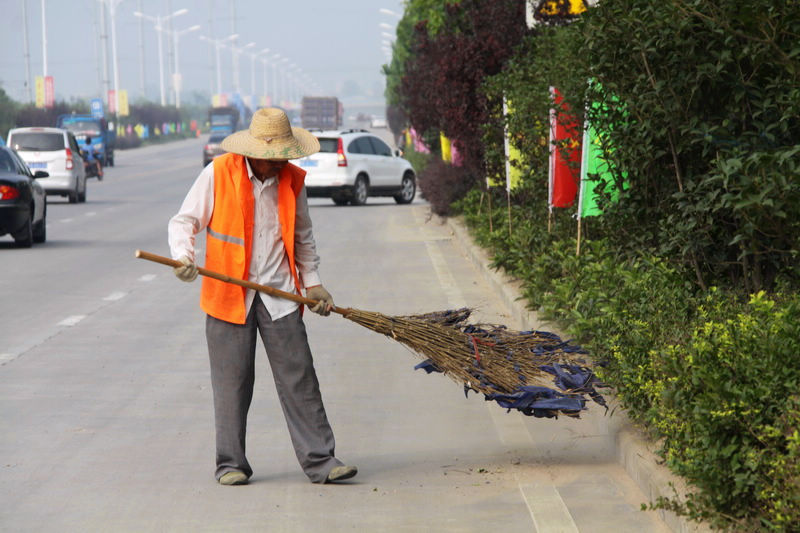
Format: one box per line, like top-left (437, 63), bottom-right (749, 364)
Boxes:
top-left (650, 291), bottom-right (800, 530)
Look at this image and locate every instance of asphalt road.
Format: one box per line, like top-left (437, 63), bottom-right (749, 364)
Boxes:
top-left (0, 135), bottom-right (670, 532)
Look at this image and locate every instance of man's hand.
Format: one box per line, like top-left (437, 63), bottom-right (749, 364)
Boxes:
top-left (173, 256), bottom-right (198, 282)
top-left (306, 285), bottom-right (334, 316)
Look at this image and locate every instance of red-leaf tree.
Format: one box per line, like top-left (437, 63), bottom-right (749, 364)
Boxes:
top-left (400, 0), bottom-right (530, 211)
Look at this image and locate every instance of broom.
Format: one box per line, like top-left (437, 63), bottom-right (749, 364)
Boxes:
top-left (135, 250), bottom-right (606, 419)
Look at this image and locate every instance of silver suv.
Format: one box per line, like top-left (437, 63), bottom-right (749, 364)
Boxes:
top-left (298, 129), bottom-right (416, 206)
top-left (7, 127), bottom-right (87, 203)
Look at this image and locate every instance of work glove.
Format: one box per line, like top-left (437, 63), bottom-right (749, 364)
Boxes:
top-left (173, 256), bottom-right (198, 282)
top-left (306, 285), bottom-right (334, 316)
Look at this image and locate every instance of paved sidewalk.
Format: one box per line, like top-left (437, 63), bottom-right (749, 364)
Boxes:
top-left (442, 213), bottom-right (710, 533)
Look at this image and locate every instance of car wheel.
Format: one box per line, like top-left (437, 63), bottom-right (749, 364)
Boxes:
top-left (68, 187), bottom-right (79, 204)
top-left (394, 173), bottom-right (416, 204)
top-left (33, 204), bottom-right (46, 244)
top-left (14, 213), bottom-right (33, 248)
top-left (350, 175), bottom-right (368, 206)
top-left (79, 178), bottom-right (87, 203)
top-left (331, 194), bottom-right (349, 206)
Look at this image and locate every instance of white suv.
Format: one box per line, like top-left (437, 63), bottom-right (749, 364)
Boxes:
top-left (7, 127), bottom-right (87, 203)
top-left (298, 129), bottom-right (416, 206)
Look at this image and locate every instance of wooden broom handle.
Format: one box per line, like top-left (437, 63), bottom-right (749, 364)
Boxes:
top-left (134, 249), bottom-right (350, 316)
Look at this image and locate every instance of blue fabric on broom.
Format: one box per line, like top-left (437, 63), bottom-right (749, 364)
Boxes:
top-left (485, 386), bottom-right (585, 418)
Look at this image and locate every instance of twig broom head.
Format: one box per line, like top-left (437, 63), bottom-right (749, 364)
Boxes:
top-left (344, 307), bottom-right (606, 419)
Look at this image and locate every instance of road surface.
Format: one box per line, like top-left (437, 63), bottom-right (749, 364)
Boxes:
top-left (0, 135), bottom-right (669, 532)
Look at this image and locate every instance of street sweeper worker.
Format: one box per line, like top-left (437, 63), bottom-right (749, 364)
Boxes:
top-left (167, 107), bottom-right (357, 486)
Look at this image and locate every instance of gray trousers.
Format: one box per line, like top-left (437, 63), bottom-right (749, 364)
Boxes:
top-left (205, 294), bottom-right (342, 483)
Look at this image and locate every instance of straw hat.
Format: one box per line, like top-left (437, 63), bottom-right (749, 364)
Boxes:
top-left (220, 107), bottom-right (320, 160)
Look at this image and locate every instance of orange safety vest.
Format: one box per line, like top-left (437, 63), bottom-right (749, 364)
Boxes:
top-left (201, 152), bottom-right (306, 324)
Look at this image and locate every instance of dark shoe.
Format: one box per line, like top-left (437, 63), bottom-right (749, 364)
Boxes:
top-left (218, 471), bottom-right (249, 485)
top-left (326, 465), bottom-right (357, 483)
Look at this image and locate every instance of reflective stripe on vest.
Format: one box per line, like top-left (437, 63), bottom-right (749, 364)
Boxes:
top-left (207, 226), bottom-right (245, 246)
top-left (200, 153), bottom-right (307, 324)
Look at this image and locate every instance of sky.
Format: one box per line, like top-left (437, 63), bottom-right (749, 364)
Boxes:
top-left (0, 0), bottom-right (405, 112)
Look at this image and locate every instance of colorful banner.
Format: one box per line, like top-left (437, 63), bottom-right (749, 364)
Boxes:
top-left (35, 76), bottom-right (45, 108)
top-left (118, 89), bottom-right (129, 117)
top-left (578, 118), bottom-right (617, 217)
top-left (440, 132), bottom-right (452, 162)
top-left (502, 97), bottom-right (524, 191)
top-left (548, 87), bottom-right (582, 209)
top-left (44, 76), bottom-right (54, 108)
top-left (410, 127), bottom-right (430, 154)
top-left (578, 86), bottom-right (626, 218)
top-left (108, 90), bottom-right (116, 113)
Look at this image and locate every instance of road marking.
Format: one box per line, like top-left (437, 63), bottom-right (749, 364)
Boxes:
top-left (61, 218), bottom-right (74, 223)
top-left (520, 484), bottom-right (579, 533)
top-left (103, 291), bottom-right (128, 301)
top-left (0, 353), bottom-right (16, 365)
top-left (139, 274), bottom-right (156, 282)
top-left (85, 211), bottom-right (97, 217)
top-left (58, 315), bottom-right (86, 327)
top-left (414, 205), bottom-right (579, 533)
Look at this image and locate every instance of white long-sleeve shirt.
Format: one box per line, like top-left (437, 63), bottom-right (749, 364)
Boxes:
top-left (168, 159), bottom-right (321, 320)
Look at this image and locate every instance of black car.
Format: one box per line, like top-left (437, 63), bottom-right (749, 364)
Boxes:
top-left (0, 146), bottom-right (47, 247)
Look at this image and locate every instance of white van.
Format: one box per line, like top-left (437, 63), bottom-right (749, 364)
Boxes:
top-left (7, 127), bottom-right (87, 203)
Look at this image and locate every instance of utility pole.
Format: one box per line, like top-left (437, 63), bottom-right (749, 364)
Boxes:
top-left (207, 0), bottom-right (215, 97)
top-left (40, 0), bottom-right (47, 76)
top-left (109, 0), bottom-right (121, 116)
top-left (22, 0), bottom-right (33, 102)
top-left (166, 0), bottom-right (176, 104)
top-left (138, 0), bottom-right (146, 98)
top-left (230, 0), bottom-right (239, 94)
top-left (100, 0), bottom-right (110, 102)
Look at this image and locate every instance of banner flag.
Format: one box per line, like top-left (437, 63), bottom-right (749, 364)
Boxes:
top-left (548, 87), bottom-right (582, 209)
top-left (410, 128), bottom-right (430, 154)
top-left (44, 76), bottom-right (54, 108)
top-left (497, 96), bottom-right (524, 190)
top-left (578, 83), bottom-right (626, 219)
top-left (118, 89), bottom-right (129, 117)
top-left (440, 132), bottom-right (452, 162)
top-left (579, 128), bottom-right (622, 217)
top-left (35, 77), bottom-right (45, 108)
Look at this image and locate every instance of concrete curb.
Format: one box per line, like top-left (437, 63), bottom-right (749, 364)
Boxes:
top-left (443, 215), bottom-right (709, 533)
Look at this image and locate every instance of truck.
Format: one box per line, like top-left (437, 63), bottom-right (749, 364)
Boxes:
top-left (301, 97), bottom-right (343, 130)
top-left (56, 114), bottom-right (116, 166)
top-left (208, 106), bottom-right (240, 136)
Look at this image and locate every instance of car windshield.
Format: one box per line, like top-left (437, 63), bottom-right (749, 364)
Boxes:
top-left (318, 138), bottom-right (338, 153)
top-left (61, 121), bottom-right (101, 136)
top-left (208, 135), bottom-right (226, 144)
top-left (210, 115), bottom-right (233, 126)
top-left (9, 132), bottom-right (64, 152)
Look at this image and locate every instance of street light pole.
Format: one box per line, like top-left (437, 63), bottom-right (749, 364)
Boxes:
top-left (98, 0), bottom-right (110, 103)
top-left (199, 33), bottom-right (238, 97)
top-left (134, 8), bottom-right (188, 107)
top-left (232, 41), bottom-right (255, 97)
top-left (271, 53), bottom-right (281, 106)
top-left (40, 0), bottom-right (47, 77)
top-left (22, 0), bottom-right (33, 102)
top-left (172, 25), bottom-right (201, 108)
top-left (108, 0), bottom-right (121, 115)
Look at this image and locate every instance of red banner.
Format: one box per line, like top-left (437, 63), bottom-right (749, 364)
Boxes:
top-left (108, 90), bottom-right (116, 113)
top-left (44, 76), bottom-right (54, 109)
top-left (549, 87), bottom-right (582, 208)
